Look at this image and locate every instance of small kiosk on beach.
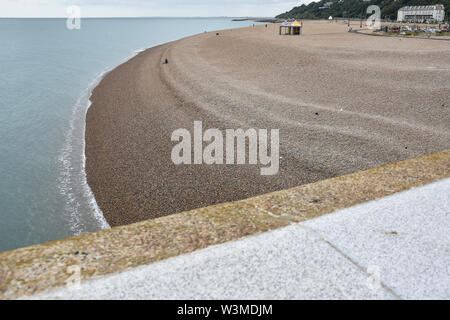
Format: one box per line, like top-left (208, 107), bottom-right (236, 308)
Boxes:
top-left (279, 20), bottom-right (303, 35)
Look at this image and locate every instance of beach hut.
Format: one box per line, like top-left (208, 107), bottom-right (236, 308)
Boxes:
top-left (279, 20), bottom-right (303, 35)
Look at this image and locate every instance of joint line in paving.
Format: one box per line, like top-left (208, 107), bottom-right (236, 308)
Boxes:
top-left (295, 223), bottom-right (403, 300)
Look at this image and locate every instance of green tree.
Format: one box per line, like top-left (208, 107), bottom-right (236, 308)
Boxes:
top-left (276, 0), bottom-right (449, 21)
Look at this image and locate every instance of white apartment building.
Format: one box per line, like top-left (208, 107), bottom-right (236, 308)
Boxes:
top-left (397, 5), bottom-right (445, 23)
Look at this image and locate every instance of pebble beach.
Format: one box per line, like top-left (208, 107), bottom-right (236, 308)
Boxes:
top-left (86, 20), bottom-right (450, 227)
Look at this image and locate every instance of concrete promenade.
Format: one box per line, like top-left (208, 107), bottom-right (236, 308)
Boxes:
top-left (34, 178), bottom-right (450, 300)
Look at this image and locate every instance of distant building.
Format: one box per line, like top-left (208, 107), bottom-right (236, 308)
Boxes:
top-left (319, 1), bottom-right (333, 10)
top-left (397, 5), bottom-right (445, 23)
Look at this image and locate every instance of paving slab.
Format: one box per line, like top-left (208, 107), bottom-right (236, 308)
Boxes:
top-left (303, 178), bottom-right (450, 300)
top-left (32, 224), bottom-right (395, 300)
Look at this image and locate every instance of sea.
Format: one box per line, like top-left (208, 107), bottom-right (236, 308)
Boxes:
top-left (0, 17), bottom-right (262, 252)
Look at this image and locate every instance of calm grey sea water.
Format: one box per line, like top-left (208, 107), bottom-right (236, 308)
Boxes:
top-left (0, 17), bottom-right (261, 252)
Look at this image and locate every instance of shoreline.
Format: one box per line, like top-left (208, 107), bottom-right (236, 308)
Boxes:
top-left (86, 21), bottom-right (450, 227)
top-left (61, 72), bottom-right (110, 234)
top-left (62, 47), bottom-right (150, 234)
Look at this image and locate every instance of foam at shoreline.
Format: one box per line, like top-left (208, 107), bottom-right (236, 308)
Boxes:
top-left (59, 48), bottom-right (151, 234)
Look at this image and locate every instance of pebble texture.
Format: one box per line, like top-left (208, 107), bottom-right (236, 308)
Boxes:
top-left (246, 149), bottom-right (450, 222)
top-left (0, 150), bottom-right (449, 300)
top-left (86, 21), bottom-right (450, 227)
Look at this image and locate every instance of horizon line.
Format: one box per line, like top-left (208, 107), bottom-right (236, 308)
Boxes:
top-left (0, 16), bottom-right (274, 19)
